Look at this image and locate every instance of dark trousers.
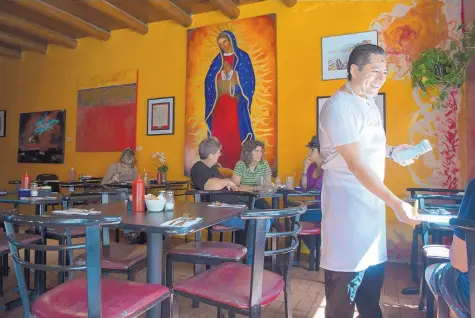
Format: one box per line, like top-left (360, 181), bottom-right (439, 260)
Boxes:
top-left (324, 262), bottom-right (385, 318)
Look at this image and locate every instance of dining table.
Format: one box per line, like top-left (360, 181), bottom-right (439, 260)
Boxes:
top-left (53, 200), bottom-right (247, 318)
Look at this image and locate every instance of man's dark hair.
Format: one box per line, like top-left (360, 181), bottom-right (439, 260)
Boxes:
top-left (347, 44), bottom-right (385, 81)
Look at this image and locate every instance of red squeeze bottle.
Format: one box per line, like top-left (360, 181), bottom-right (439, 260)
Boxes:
top-left (21, 171), bottom-right (31, 189)
top-left (132, 174), bottom-right (145, 212)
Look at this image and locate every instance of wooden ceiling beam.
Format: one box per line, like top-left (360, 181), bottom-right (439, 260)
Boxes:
top-left (80, 0), bottom-right (148, 34)
top-left (282, 0), bottom-right (298, 7)
top-left (209, 0), bottom-right (240, 19)
top-left (0, 31), bottom-right (47, 54)
top-left (11, 0), bottom-right (111, 41)
top-left (0, 46), bottom-right (21, 59)
top-left (148, 0), bottom-right (192, 27)
top-left (0, 11), bottom-right (77, 49)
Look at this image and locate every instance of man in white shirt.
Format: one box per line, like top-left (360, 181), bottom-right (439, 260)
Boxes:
top-left (318, 44), bottom-right (421, 318)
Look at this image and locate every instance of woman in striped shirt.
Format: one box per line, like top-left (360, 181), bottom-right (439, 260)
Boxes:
top-left (231, 139), bottom-right (271, 209)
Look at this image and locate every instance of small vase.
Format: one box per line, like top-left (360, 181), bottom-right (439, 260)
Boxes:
top-left (161, 171), bottom-right (167, 184)
top-left (156, 171), bottom-right (162, 185)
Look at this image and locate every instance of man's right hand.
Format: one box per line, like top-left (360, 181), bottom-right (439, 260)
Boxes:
top-left (390, 199), bottom-right (421, 227)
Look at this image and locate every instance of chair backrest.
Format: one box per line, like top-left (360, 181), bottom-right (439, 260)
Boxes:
top-left (217, 166), bottom-right (233, 178)
top-left (408, 187), bottom-right (463, 209)
top-left (63, 191), bottom-right (118, 205)
top-left (36, 174), bottom-right (60, 193)
top-left (185, 189), bottom-right (257, 209)
top-left (2, 213), bottom-right (121, 317)
top-left (240, 200), bottom-right (306, 311)
top-left (165, 181), bottom-right (190, 198)
top-left (449, 218), bottom-right (475, 316)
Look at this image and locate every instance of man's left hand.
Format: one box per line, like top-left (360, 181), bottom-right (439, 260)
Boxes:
top-left (391, 144), bottom-right (417, 166)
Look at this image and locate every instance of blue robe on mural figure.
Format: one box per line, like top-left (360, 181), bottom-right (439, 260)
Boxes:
top-left (204, 30), bottom-right (256, 168)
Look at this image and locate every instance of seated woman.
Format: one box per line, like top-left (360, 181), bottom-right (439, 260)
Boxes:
top-left (425, 177), bottom-right (474, 318)
top-left (299, 136), bottom-right (323, 250)
top-left (101, 148), bottom-right (138, 185)
top-left (231, 140), bottom-right (272, 210)
top-left (300, 136), bottom-right (323, 221)
top-left (101, 148), bottom-right (140, 243)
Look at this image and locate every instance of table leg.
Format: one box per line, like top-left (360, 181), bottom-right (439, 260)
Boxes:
top-left (146, 232), bottom-right (163, 318)
top-left (192, 231), bottom-right (203, 308)
top-left (271, 197), bottom-right (279, 209)
top-left (401, 223), bottom-right (430, 295)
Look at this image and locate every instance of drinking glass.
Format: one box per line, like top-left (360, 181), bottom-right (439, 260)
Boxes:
top-left (286, 176), bottom-right (294, 190)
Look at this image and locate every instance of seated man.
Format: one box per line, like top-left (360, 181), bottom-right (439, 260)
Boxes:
top-left (426, 178), bottom-right (474, 318)
top-left (190, 138), bottom-right (238, 193)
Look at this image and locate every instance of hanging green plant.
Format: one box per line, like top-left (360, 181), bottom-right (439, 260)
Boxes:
top-left (410, 21), bottom-right (475, 109)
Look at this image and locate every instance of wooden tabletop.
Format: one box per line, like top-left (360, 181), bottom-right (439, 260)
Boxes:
top-left (67, 200), bottom-right (245, 235)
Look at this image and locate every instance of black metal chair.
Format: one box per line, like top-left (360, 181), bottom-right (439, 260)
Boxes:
top-left (166, 191), bottom-right (254, 308)
top-left (0, 231), bottom-right (42, 311)
top-left (74, 227), bottom-right (147, 281)
top-left (407, 188), bottom-right (462, 283)
top-left (417, 242), bottom-right (450, 315)
top-left (431, 218), bottom-right (475, 318)
top-left (35, 174), bottom-right (61, 211)
top-left (172, 200), bottom-right (306, 318)
top-left (25, 193), bottom-right (112, 284)
top-left (2, 213), bottom-right (172, 318)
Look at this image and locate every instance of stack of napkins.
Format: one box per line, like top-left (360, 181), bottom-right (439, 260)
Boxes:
top-left (208, 202), bottom-right (247, 208)
top-left (52, 208), bottom-right (101, 216)
top-left (161, 217), bottom-right (203, 227)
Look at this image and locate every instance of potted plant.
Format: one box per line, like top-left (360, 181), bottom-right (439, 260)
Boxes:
top-left (411, 21), bottom-right (475, 109)
top-left (152, 152), bottom-right (168, 184)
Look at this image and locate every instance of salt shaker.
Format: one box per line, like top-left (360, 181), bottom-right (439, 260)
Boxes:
top-left (165, 191), bottom-right (175, 211)
top-left (30, 182), bottom-right (39, 197)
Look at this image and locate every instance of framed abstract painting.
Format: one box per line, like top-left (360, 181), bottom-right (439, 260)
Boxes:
top-left (316, 93), bottom-right (386, 134)
top-left (321, 30), bottom-right (378, 80)
top-left (147, 97), bottom-right (175, 136)
top-left (0, 110), bottom-right (5, 137)
top-left (17, 110), bottom-right (66, 163)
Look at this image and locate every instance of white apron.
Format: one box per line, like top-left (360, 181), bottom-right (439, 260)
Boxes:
top-left (318, 83), bottom-right (387, 272)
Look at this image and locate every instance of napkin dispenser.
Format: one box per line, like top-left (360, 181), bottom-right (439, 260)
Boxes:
top-left (38, 186), bottom-right (52, 197)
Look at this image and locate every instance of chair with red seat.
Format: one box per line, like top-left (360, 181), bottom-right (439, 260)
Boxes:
top-left (295, 221), bottom-right (321, 271)
top-left (166, 191), bottom-right (254, 308)
top-left (418, 244), bottom-right (450, 317)
top-left (0, 232), bottom-right (42, 311)
top-left (172, 200), bottom-right (306, 318)
top-left (2, 213), bottom-right (172, 318)
top-left (74, 227), bottom-right (147, 281)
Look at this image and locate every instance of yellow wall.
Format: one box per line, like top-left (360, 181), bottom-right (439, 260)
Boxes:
top-left (0, 0), bottom-right (465, 259)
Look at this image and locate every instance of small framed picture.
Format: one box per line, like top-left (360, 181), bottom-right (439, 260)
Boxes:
top-left (147, 97), bottom-right (175, 136)
top-left (0, 110), bottom-right (6, 137)
top-left (316, 93), bottom-right (386, 134)
top-left (321, 30), bottom-right (378, 80)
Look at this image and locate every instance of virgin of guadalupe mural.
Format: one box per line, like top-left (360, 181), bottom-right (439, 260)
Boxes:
top-left (204, 31), bottom-right (256, 169)
top-left (184, 15), bottom-right (277, 176)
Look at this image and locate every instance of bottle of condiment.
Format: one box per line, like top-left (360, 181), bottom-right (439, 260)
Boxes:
top-left (69, 168), bottom-right (76, 182)
top-left (143, 169), bottom-right (149, 185)
top-left (21, 171), bottom-right (31, 189)
top-left (132, 175), bottom-right (145, 212)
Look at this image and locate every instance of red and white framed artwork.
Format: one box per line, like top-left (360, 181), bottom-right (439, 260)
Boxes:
top-left (147, 97), bottom-right (174, 135)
